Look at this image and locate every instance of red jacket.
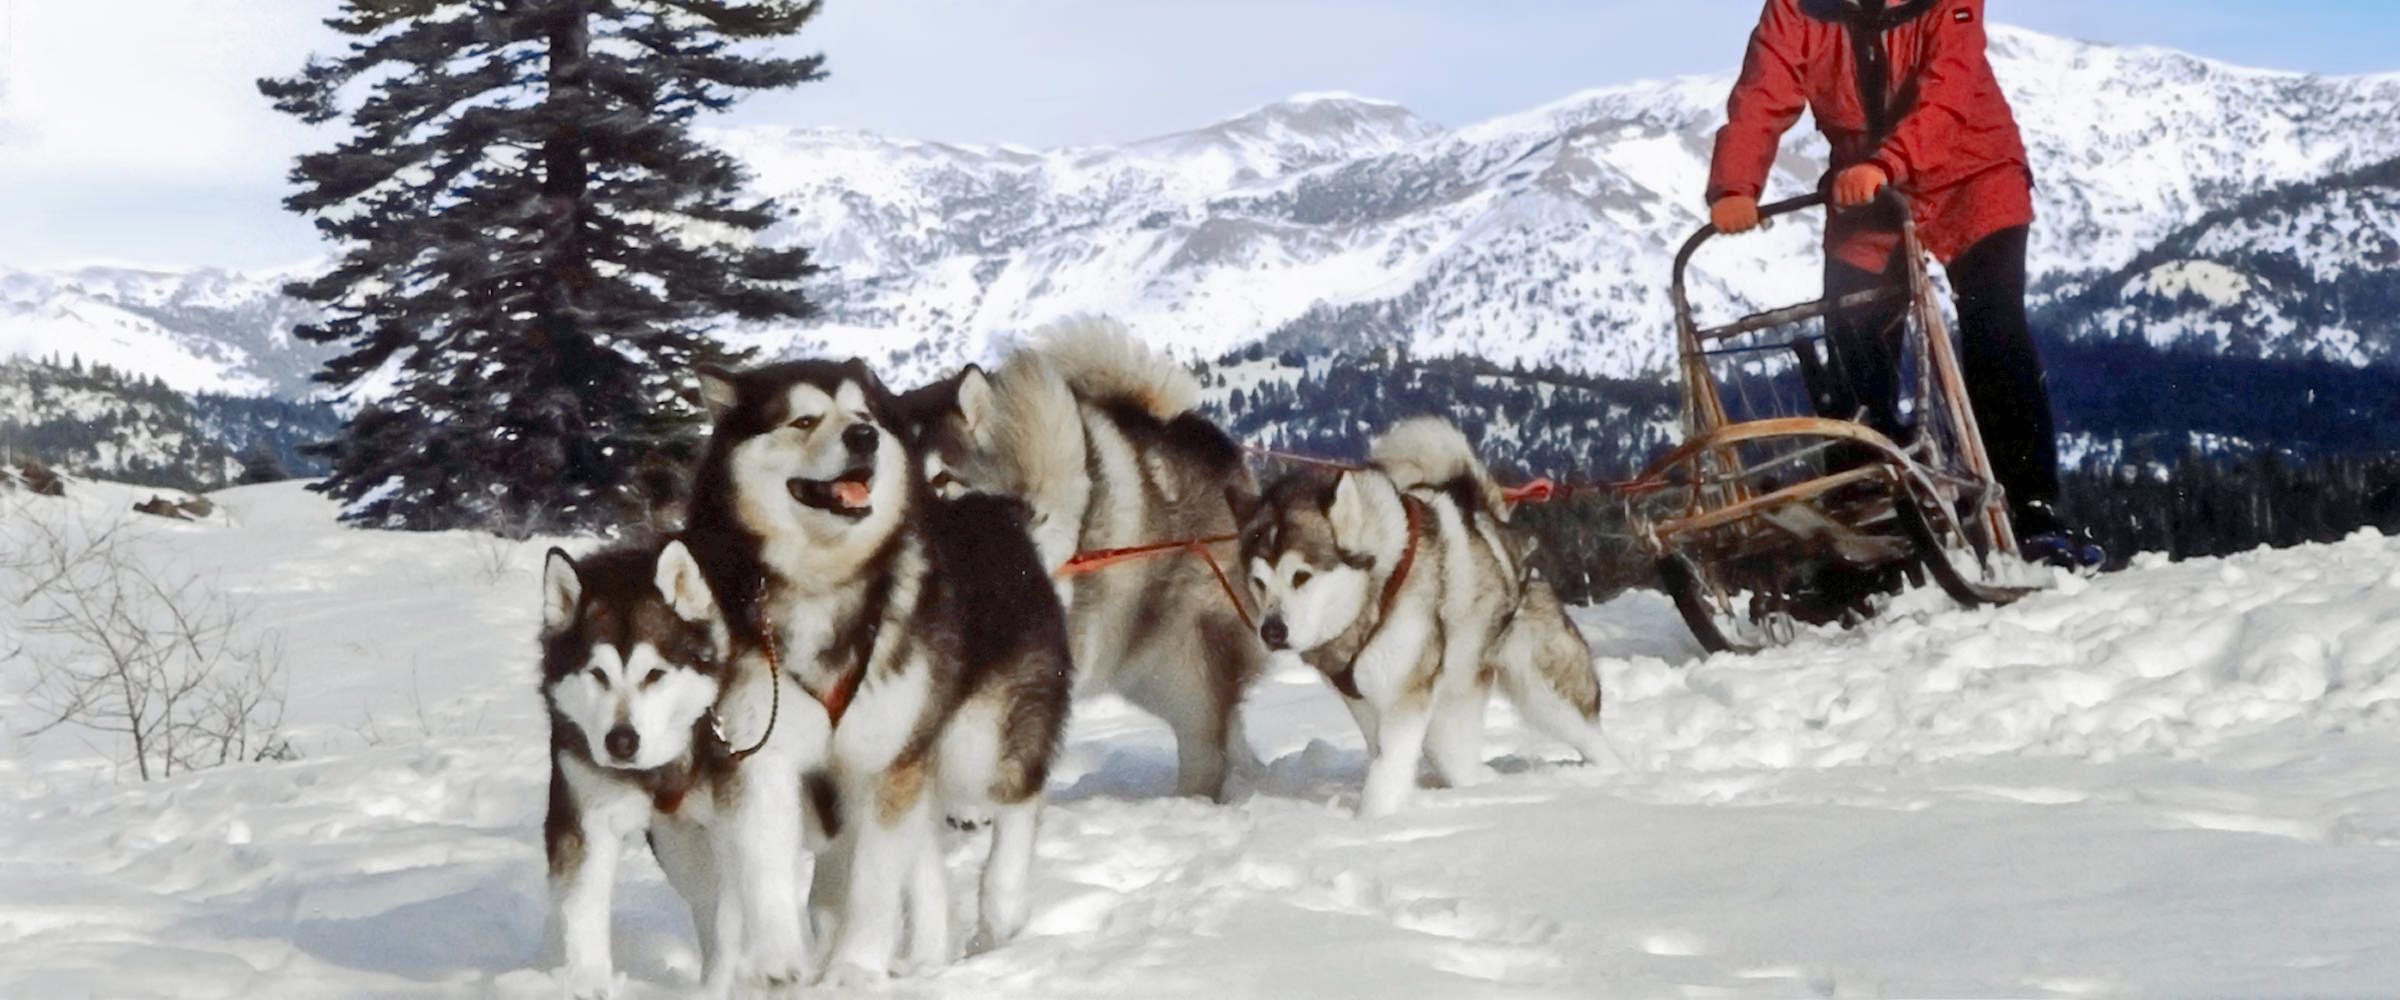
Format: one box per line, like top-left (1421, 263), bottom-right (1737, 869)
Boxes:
top-left (1706, 0), bottom-right (2033, 270)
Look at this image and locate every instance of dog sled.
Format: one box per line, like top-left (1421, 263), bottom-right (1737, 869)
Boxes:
top-left (1632, 192), bottom-right (2038, 653)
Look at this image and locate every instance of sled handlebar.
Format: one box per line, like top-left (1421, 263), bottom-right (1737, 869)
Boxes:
top-left (1671, 191), bottom-right (1922, 352)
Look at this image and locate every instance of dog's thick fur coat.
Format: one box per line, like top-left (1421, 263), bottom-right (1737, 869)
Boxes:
top-left (683, 359), bottom-right (1072, 985)
top-left (1238, 417), bottom-right (1609, 817)
top-left (900, 317), bottom-right (1266, 800)
top-left (540, 538), bottom-right (753, 998)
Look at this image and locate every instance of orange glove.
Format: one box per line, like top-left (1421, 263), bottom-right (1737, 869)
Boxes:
top-left (1710, 195), bottom-right (1761, 234)
top-left (1833, 164), bottom-right (1888, 209)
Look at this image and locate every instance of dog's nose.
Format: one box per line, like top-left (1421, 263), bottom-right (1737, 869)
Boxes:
top-left (1259, 618), bottom-right (1288, 650)
top-left (604, 725), bottom-right (640, 761)
top-left (842, 423), bottom-right (879, 455)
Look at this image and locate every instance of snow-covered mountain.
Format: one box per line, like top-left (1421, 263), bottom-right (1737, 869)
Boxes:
top-left (6, 26), bottom-right (2397, 401)
top-left (0, 265), bottom-right (328, 398)
top-left (2045, 156), bottom-right (2400, 369)
top-left (722, 25), bottom-right (2400, 386)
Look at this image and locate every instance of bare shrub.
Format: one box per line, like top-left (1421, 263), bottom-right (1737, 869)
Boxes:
top-left (4, 501), bottom-right (292, 780)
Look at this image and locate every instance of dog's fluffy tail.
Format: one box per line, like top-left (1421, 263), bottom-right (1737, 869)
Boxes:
top-left (1370, 416), bottom-right (1508, 515)
top-left (1031, 315), bottom-right (1201, 421)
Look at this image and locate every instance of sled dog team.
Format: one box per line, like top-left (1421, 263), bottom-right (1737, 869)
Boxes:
top-left (537, 317), bottom-right (1611, 996)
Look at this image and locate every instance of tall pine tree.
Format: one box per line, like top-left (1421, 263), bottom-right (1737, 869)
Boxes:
top-left (262, 0), bottom-right (824, 534)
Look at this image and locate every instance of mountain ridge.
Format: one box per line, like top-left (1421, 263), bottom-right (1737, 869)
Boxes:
top-left (7, 26), bottom-right (2399, 400)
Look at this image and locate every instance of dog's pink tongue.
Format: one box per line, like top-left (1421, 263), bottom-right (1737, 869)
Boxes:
top-left (834, 479), bottom-right (872, 510)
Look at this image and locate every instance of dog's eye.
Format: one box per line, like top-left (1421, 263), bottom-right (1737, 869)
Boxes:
top-left (791, 415), bottom-right (821, 431)
top-left (1292, 570), bottom-right (1313, 587)
top-left (588, 666), bottom-right (610, 689)
top-left (643, 668), bottom-right (666, 687)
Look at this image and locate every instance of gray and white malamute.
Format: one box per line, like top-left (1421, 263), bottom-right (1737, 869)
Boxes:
top-left (900, 317), bottom-right (1266, 800)
top-left (540, 538), bottom-right (757, 997)
top-left (685, 359), bottom-right (1072, 984)
top-left (1237, 417), bottom-right (1610, 818)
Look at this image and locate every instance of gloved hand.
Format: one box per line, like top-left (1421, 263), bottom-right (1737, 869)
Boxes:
top-left (1709, 195), bottom-right (1761, 234)
top-left (1833, 164), bottom-right (1888, 209)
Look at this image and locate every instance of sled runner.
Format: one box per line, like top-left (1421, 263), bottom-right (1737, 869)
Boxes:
top-left (1635, 192), bottom-right (2038, 653)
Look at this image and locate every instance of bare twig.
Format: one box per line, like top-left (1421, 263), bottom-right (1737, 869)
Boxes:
top-left (5, 502), bottom-right (291, 780)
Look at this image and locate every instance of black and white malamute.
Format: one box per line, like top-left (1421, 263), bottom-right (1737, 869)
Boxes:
top-left (900, 317), bottom-right (1267, 801)
top-left (685, 359), bottom-right (1072, 985)
top-left (540, 538), bottom-right (751, 998)
top-left (1237, 417), bottom-right (1611, 818)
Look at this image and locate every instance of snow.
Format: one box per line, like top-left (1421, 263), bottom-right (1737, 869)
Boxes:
top-left (5, 478), bottom-right (2400, 996)
top-left (0, 295), bottom-right (268, 396)
top-left (2128, 259), bottom-right (2254, 310)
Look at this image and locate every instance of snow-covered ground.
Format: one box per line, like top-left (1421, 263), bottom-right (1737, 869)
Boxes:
top-left (5, 479), bottom-right (2400, 998)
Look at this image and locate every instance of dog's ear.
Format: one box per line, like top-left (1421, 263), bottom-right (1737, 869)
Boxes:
top-left (696, 366), bottom-right (739, 424)
top-left (1323, 471), bottom-right (1384, 555)
top-left (955, 365), bottom-right (994, 438)
top-left (653, 540), bottom-right (718, 625)
top-left (842, 357), bottom-right (891, 400)
top-left (541, 547), bottom-right (583, 635)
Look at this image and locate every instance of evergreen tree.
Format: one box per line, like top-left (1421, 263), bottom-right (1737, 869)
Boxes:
top-left (261, 0), bottom-right (825, 533)
top-left (236, 442), bottom-right (292, 486)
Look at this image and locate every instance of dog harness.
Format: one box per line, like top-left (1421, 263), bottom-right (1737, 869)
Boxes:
top-left (1325, 494), bottom-right (1430, 701)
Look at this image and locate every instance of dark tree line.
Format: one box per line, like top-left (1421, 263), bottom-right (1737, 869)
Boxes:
top-left (2059, 450), bottom-right (2400, 564)
top-left (0, 358), bottom-right (339, 493)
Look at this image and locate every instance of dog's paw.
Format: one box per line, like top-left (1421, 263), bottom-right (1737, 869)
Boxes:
top-left (816, 960), bottom-right (889, 989)
top-left (964, 922), bottom-right (1009, 957)
top-left (733, 950), bottom-right (810, 999)
top-left (557, 963), bottom-right (619, 1000)
top-left (1356, 793), bottom-right (1416, 820)
top-left (732, 969), bottom-right (806, 1000)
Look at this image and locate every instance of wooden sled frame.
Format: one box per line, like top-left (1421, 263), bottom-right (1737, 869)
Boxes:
top-left (1636, 192), bottom-right (2035, 653)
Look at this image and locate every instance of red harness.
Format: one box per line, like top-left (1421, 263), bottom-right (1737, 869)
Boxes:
top-left (716, 617), bottom-right (868, 773)
top-left (1056, 534), bottom-right (1256, 633)
top-left (1321, 494), bottom-right (1427, 702)
top-left (1378, 496), bottom-right (1428, 621)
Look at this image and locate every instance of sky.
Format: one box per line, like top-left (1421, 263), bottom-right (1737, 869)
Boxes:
top-left (0, 0), bottom-right (2394, 273)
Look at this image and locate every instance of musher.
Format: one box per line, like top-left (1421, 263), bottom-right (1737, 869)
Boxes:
top-left (1705, 0), bottom-right (2100, 567)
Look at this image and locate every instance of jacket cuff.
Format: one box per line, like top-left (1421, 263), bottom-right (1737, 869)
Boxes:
top-left (1705, 182), bottom-right (1762, 206)
top-left (1867, 151), bottom-right (1909, 188)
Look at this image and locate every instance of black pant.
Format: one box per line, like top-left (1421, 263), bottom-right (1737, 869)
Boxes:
top-left (1815, 224), bottom-right (2060, 526)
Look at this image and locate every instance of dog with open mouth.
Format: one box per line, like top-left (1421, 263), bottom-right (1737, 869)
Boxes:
top-left (682, 359), bottom-right (1073, 986)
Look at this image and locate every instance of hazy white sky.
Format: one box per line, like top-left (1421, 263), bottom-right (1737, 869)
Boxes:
top-left (0, 0), bottom-right (2391, 272)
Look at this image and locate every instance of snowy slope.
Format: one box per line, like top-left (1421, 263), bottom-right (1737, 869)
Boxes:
top-left (721, 26), bottom-right (2400, 386)
top-left (5, 479), bottom-right (2400, 996)
top-left (0, 265), bottom-right (328, 398)
top-left (2048, 156), bottom-right (2400, 369)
